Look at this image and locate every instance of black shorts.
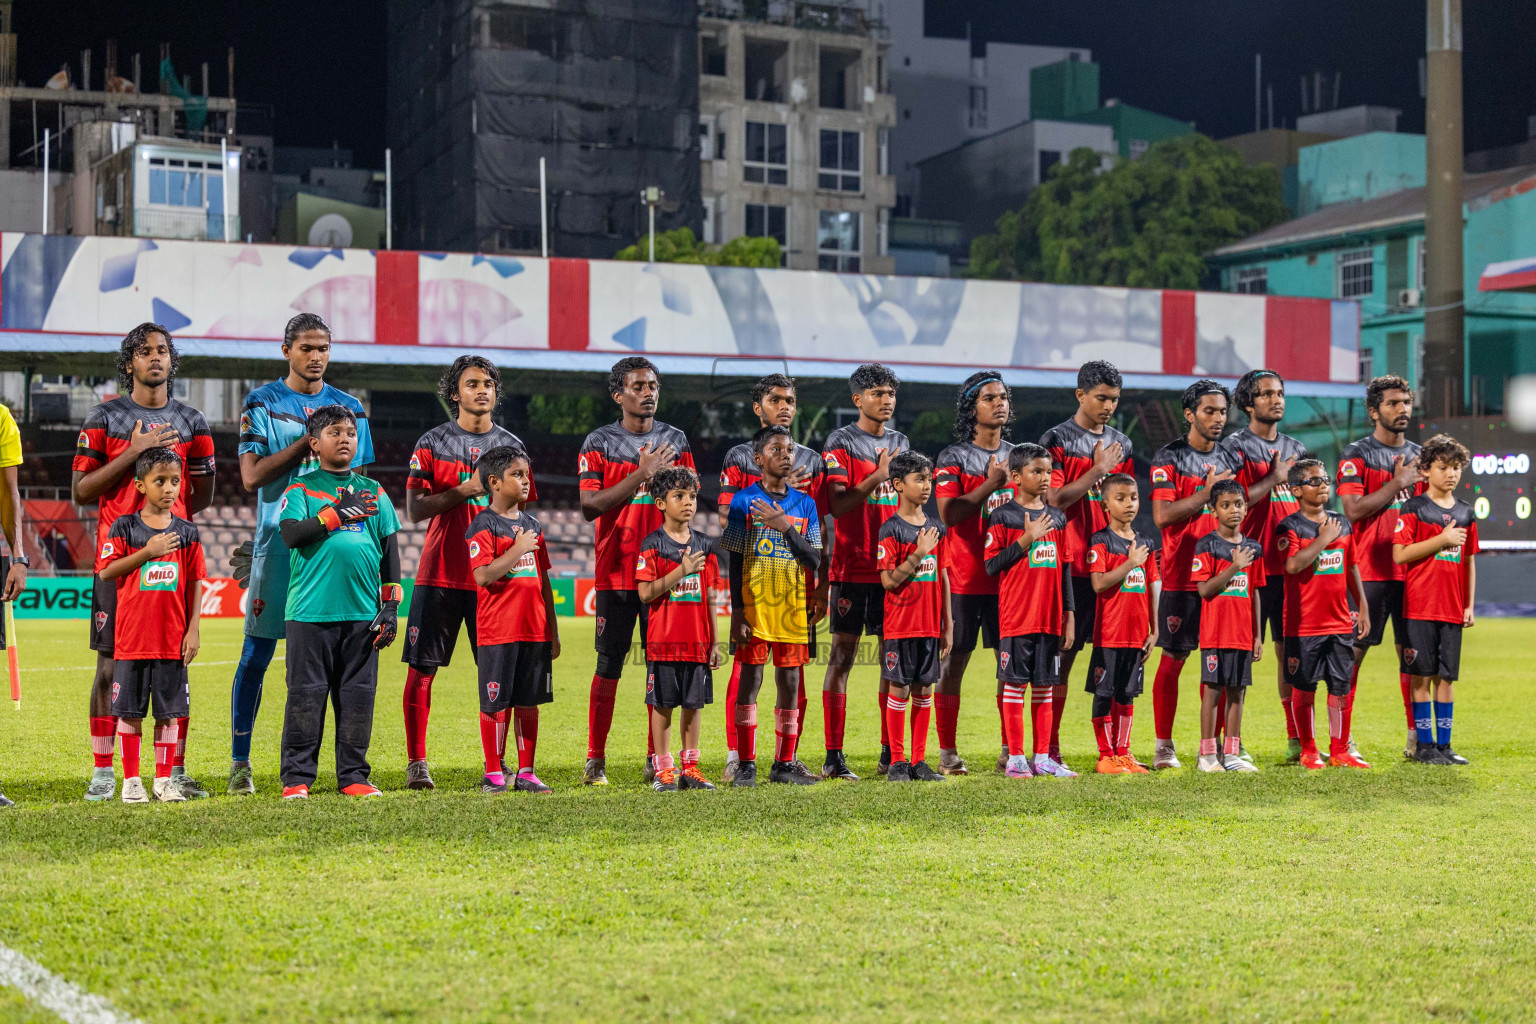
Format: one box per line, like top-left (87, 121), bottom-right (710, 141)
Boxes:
top-left (401, 584), bottom-right (478, 669)
top-left (1157, 590), bottom-right (1202, 655)
top-left (1067, 574), bottom-right (1096, 649)
top-left (110, 658), bottom-right (189, 720)
top-left (950, 593), bottom-right (999, 654)
top-left (478, 641), bottom-right (554, 712)
top-left (997, 633), bottom-right (1061, 686)
top-left (1086, 646), bottom-right (1146, 701)
top-left (90, 574), bottom-right (116, 655)
top-left (594, 589), bottom-right (648, 658)
top-left (1200, 648), bottom-right (1253, 690)
top-left (1356, 580), bottom-right (1406, 649)
top-left (1284, 634), bottom-right (1354, 696)
top-left (1257, 577), bottom-right (1285, 644)
top-left (645, 660), bottom-right (714, 710)
top-left (1402, 619), bottom-right (1462, 681)
top-left (830, 581), bottom-right (884, 638)
top-left (881, 637), bottom-right (941, 687)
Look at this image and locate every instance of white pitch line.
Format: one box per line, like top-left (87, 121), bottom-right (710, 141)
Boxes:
top-left (0, 943), bottom-right (144, 1024)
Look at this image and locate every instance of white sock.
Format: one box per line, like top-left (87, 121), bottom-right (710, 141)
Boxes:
top-left (725, 750), bottom-right (739, 764)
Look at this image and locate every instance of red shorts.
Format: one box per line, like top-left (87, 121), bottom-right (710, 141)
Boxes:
top-left (736, 638), bottom-right (810, 668)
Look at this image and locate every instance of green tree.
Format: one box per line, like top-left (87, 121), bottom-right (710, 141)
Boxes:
top-left (968, 134), bottom-right (1285, 289)
top-left (615, 227), bottom-right (782, 268)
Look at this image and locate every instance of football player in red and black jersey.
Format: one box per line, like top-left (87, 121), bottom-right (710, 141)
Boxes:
top-left (400, 356), bottom-right (531, 791)
top-left (1147, 380), bottom-right (1241, 769)
top-left (1042, 360), bottom-right (1134, 772)
top-left (820, 363), bottom-right (907, 780)
top-left (1190, 481), bottom-right (1265, 773)
top-left (1219, 370), bottom-right (1309, 760)
top-left (1337, 375), bottom-right (1426, 758)
top-left (72, 324), bottom-right (215, 802)
top-left (716, 374), bottom-right (827, 783)
top-left (1392, 435), bottom-right (1477, 766)
top-left (933, 372), bottom-right (1013, 776)
top-left (1275, 458), bottom-right (1370, 769)
top-left (578, 357), bottom-right (695, 786)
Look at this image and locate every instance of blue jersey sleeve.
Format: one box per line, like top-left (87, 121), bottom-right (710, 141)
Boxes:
top-left (720, 491), bottom-right (751, 555)
top-left (238, 392), bottom-right (272, 458)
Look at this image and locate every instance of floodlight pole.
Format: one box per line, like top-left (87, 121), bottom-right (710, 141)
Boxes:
top-left (40, 128), bottom-right (48, 234)
top-left (1424, 0), bottom-right (1464, 415)
top-left (385, 148), bottom-right (393, 250)
top-left (539, 156), bottom-right (548, 257)
top-left (641, 185), bottom-right (663, 262)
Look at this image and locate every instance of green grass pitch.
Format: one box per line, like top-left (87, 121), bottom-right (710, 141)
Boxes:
top-left (2, 616), bottom-right (1535, 1022)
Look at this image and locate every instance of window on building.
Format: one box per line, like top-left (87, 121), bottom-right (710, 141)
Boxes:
top-left (1234, 267), bottom-right (1268, 294)
top-left (496, 226), bottom-right (541, 252)
top-left (485, 8), bottom-right (559, 59)
top-left (1037, 149), bottom-right (1061, 183)
top-left (1357, 347), bottom-right (1373, 383)
top-left (745, 202), bottom-right (788, 262)
top-left (818, 129), bottom-right (861, 192)
top-left (701, 33), bottom-right (727, 77)
top-left (877, 127), bottom-right (889, 176)
top-left (968, 85), bottom-right (988, 129)
top-left (744, 39), bottom-right (788, 103)
top-left (1336, 247), bottom-right (1374, 299)
top-left (818, 210), bottom-right (861, 272)
top-left (819, 47), bottom-right (862, 110)
top-left (1127, 138), bottom-right (1150, 159)
top-left (1416, 236), bottom-right (1426, 291)
top-left (744, 121), bottom-right (788, 185)
top-left (147, 157), bottom-right (216, 208)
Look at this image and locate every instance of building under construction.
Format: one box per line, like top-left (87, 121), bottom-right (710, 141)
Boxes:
top-left (386, 0), bottom-right (703, 257)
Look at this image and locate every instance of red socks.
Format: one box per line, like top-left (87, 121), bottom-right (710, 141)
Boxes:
top-left (1327, 694), bottom-right (1350, 757)
top-left (586, 675), bottom-right (619, 759)
top-left (794, 671), bottom-right (808, 758)
top-left (884, 695), bottom-right (908, 762)
top-left (1111, 701), bottom-right (1134, 756)
top-left (773, 707), bottom-right (798, 763)
top-left (822, 691), bottom-right (846, 751)
top-left (153, 720), bottom-right (177, 780)
top-left (1292, 690), bottom-right (1317, 756)
top-left (118, 721), bottom-right (141, 778)
top-left (1030, 684), bottom-right (1053, 756)
top-left (90, 715), bottom-right (116, 769)
top-left (1000, 683), bottom-right (1027, 756)
top-left (724, 659), bottom-right (742, 752)
top-left (1282, 693), bottom-right (1299, 739)
top-left (480, 710), bottom-right (508, 777)
top-left (514, 706), bottom-right (539, 771)
top-left (1399, 671), bottom-right (1414, 730)
top-left (878, 688), bottom-right (889, 745)
top-left (174, 715), bottom-right (188, 769)
top-left (935, 693), bottom-right (960, 749)
top-left (910, 694), bottom-right (932, 764)
top-left (736, 703), bottom-right (758, 760)
top-left (1092, 715), bottom-right (1114, 756)
top-left (403, 667), bottom-right (434, 761)
top-left (996, 692), bottom-right (1006, 746)
top-left (1152, 656), bottom-right (1184, 741)
top-left (1048, 682), bottom-right (1068, 757)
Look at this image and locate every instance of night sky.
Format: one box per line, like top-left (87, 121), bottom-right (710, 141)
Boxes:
top-left (13, 0), bottom-right (1536, 170)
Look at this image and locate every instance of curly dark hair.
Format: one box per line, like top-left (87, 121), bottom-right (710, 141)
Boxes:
top-left (608, 356), bottom-right (659, 397)
top-left (1008, 442), bottom-right (1050, 472)
top-left (650, 465), bottom-right (699, 499)
top-left (1287, 457), bottom-right (1325, 488)
top-left (475, 444), bottom-right (530, 489)
top-left (133, 446), bottom-right (181, 480)
top-left (1209, 479), bottom-right (1246, 505)
top-left (438, 355), bottom-right (501, 414)
top-left (1233, 369), bottom-right (1283, 415)
top-left (283, 312), bottom-right (331, 347)
top-left (1077, 360), bottom-right (1122, 392)
top-left (952, 371), bottom-right (1012, 442)
top-left (1181, 379), bottom-right (1231, 412)
top-left (305, 404), bottom-right (357, 438)
top-left (888, 450), bottom-right (933, 481)
top-left (116, 322), bottom-right (178, 393)
top-left (1417, 433), bottom-right (1469, 471)
top-left (751, 373), bottom-right (796, 407)
top-left (849, 363), bottom-right (899, 395)
top-left (1366, 374), bottom-right (1414, 412)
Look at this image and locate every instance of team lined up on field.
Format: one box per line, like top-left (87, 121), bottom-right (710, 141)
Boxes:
top-left (13, 311), bottom-right (1477, 808)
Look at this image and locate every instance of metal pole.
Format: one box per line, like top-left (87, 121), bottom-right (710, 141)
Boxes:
top-left (539, 156), bottom-right (548, 258)
top-left (1254, 53), bottom-right (1261, 133)
top-left (1425, 0), bottom-right (1464, 415)
top-left (384, 148), bottom-right (393, 250)
top-left (649, 202), bottom-right (656, 262)
top-left (220, 137), bottom-right (231, 242)
top-left (39, 128), bottom-right (47, 234)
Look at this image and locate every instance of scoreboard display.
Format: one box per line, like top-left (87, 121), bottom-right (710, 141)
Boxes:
top-left (1421, 418), bottom-right (1536, 549)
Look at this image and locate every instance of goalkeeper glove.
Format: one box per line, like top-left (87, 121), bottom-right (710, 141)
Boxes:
top-left (318, 487), bottom-right (379, 532)
top-left (229, 539), bottom-right (254, 589)
top-left (369, 583), bottom-right (403, 650)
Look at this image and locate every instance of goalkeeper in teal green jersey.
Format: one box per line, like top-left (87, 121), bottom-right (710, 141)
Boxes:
top-left (276, 405), bottom-right (402, 798)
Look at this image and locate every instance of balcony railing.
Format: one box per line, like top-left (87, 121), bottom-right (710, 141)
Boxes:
top-left (699, 0), bottom-right (886, 38)
top-left (130, 208), bottom-right (242, 242)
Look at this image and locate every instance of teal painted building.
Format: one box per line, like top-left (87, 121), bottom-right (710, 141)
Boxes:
top-left (1210, 133), bottom-right (1536, 413)
top-left (1029, 58), bottom-right (1195, 160)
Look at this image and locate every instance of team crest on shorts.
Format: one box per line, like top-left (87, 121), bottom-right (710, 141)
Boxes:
top-left (111, 682), bottom-right (120, 703)
top-left (596, 616), bottom-right (606, 636)
top-left (647, 672), bottom-right (655, 693)
top-left (1287, 657), bottom-right (1300, 675)
top-left (885, 651), bottom-right (898, 672)
top-left (1402, 647), bottom-right (1417, 667)
top-left (252, 599), bottom-right (266, 618)
top-left (94, 610), bottom-right (108, 632)
top-left (486, 681), bottom-right (500, 702)
top-left (1094, 666), bottom-right (1105, 683)
top-left (837, 598), bottom-right (851, 615)
top-left (999, 651), bottom-right (1010, 670)
top-left (1206, 653), bottom-right (1218, 673)
top-left (408, 626), bottom-right (420, 646)
top-left (1166, 616), bottom-right (1182, 634)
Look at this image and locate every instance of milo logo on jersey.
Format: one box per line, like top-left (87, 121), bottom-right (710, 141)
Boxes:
top-left (867, 478), bottom-right (898, 506)
top-left (1314, 548), bottom-right (1345, 575)
top-left (1120, 566), bottom-right (1147, 594)
top-left (630, 482), bottom-right (655, 505)
top-left (1271, 484), bottom-right (1299, 509)
top-left (983, 487), bottom-right (1014, 524)
top-left (1221, 571), bottom-right (1250, 598)
top-left (1028, 539), bottom-right (1058, 568)
top-left (508, 550), bottom-right (539, 579)
top-left (913, 554), bottom-right (939, 582)
top-left (458, 470), bottom-right (491, 508)
top-left (1435, 544), bottom-right (1463, 564)
top-left (141, 561), bottom-right (179, 591)
top-left (669, 573), bottom-right (704, 603)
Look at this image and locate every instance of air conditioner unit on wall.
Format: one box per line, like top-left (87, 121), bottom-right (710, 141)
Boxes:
top-left (1398, 288), bottom-right (1422, 308)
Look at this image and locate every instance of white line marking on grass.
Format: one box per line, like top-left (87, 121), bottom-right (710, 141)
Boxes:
top-left (0, 943), bottom-right (145, 1024)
